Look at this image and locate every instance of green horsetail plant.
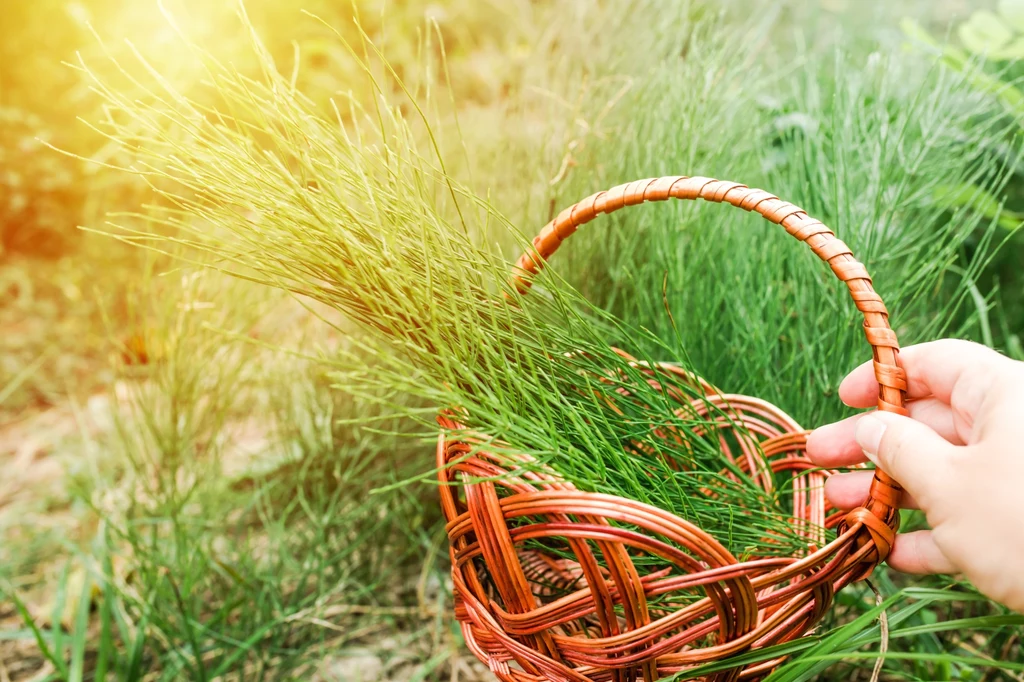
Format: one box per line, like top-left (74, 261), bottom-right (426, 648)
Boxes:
top-left (72, 1), bottom-right (1018, 568)
top-left (67, 3), bottom-right (832, 564)
top-left (446, 0), bottom-right (1020, 438)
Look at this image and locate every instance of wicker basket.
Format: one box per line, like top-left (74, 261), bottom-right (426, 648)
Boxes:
top-left (436, 176), bottom-right (905, 682)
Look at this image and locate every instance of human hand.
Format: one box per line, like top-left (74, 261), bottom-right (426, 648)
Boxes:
top-left (807, 339), bottom-right (1024, 612)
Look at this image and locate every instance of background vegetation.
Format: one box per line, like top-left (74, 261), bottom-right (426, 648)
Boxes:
top-left (2, 1), bottom-right (1022, 681)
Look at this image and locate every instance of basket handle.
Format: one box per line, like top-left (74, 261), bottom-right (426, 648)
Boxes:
top-left (511, 176), bottom-right (905, 559)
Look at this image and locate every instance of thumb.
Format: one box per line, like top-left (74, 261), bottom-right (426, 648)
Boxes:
top-left (855, 411), bottom-right (956, 509)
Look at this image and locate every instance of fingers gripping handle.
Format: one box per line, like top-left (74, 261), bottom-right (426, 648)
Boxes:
top-left (512, 176), bottom-right (905, 559)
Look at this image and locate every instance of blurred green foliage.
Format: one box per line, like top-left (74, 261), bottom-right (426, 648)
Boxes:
top-left (901, 3), bottom-right (1024, 358)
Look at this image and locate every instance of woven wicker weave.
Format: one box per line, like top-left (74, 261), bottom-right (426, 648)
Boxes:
top-left (437, 176), bottom-right (905, 682)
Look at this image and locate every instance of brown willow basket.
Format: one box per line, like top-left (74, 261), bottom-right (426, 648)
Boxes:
top-left (436, 176), bottom-right (906, 682)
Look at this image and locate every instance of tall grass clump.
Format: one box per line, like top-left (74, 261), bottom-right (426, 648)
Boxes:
top-left (31, 263), bottom-right (451, 679)
top-left (78, 0), bottom-right (1022, 556)
top-left (101, 362), bottom-right (446, 680)
top-left (73, 2), bottom-right (842, 563)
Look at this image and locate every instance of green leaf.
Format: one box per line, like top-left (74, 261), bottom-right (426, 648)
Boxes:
top-left (208, 619), bottom-right (287, 678)
top-left (124, 614), bottom-right (149, 682)
top-left (900, 18), bottom-right (970, 68)
top-left (998, 0), bottom-right (1024, 33)
top-left (992, 36), bottom-right (1024, 60)
top-left (764, 592), bottom-right (906, 682)
top-left (900, 17), bottom-right (937, 47)
top-left (903, 17), bottom-right (1024, 109)
top-left (891, 614), bottom-right (1024, 639)
top-left (68, 570), bottom-right (92, 682)
top-left (933, 182), bottom-right (1024, 231)
top-left (794, 651), bottom-right (1024, 673)
top-left (960, 10), bottom-right (1014, 56)
top-left (51, 565), bottom-right (69, 666)
top-left (95, 537), bottom-right (115, 682)
top-left (406, 649), bottom-right (453, 682)
top-left (1, 583), bottom-right (68, 678)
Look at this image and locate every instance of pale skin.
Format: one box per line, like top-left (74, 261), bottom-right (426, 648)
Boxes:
top-left (806, 339), bottom-right (1024, 613)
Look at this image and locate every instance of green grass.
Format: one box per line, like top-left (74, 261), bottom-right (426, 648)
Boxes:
top-left (76, 0), bottom-right (839, 560)
top-left (550, 38), bottom-right (1016, 425)
top-left (2, 263), bottom-right (453, 680)
top-left (102, 365), bottom-right (444, 680)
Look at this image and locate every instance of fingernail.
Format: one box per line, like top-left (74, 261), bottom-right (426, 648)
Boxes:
top-left (855, 414), bottom-right (886, 464)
